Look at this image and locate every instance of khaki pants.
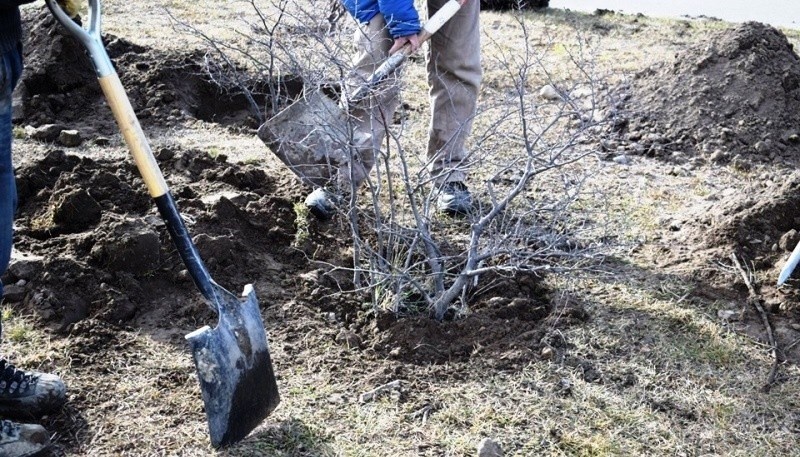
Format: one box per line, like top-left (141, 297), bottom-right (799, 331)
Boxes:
top-left (343, 0), bottom-right (481, 187)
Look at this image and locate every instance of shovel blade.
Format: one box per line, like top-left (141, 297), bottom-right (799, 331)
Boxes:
top-left (258, 90), bottom-right (353, 188)
top-left (185, 284), bottom-right (279, 447)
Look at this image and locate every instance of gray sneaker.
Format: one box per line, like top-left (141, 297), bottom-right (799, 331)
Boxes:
top-left (0, 360), bottom-right (66, 419)
top-left (436, 181), bottom-right (473, 215)
top-left (0, 420), bottom-right (50, 457)
top-left (304, 188), bottom-right (338, 221)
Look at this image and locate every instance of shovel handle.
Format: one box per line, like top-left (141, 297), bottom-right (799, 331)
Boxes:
top-left (349, 0), bottom-right (462, 105)
top-left (778, 239), bottom-right (800, 285)
top-left (46, 0), bottom-right (221, 309)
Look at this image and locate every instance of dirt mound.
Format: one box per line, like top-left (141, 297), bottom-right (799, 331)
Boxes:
top-left (16, 8), bottom-right (303, 133)
top-left (662, 174), bottom-right (799, 273)
top-left (614, 22), bottom-right (800, 164)
top-left (4, 147), bottom-right (304, 330)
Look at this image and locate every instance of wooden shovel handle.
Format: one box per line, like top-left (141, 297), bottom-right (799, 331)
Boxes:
top-left (400, 0), bottom-right (463, 56)
top-left (98, 74), bottom-right (169, 198)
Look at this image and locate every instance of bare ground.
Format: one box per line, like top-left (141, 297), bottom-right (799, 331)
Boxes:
top-left (4, 2), bottom-right (800, 456)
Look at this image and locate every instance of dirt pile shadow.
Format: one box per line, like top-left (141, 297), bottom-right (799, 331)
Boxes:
top-left (607, 22), bottom-right (800, 165)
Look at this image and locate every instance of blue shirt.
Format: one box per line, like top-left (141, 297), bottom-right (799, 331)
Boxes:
top-left (342, 0), bottom-right (421, 38)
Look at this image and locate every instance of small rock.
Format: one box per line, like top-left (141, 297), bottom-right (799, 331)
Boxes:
top-left (15, 279), bottom-right (26, 287)
top-left (788, 134), bottom-right (799, 143)
top-left (779, 229), bottom-right (800, 252)
top-left (52, 189), bottom-right (102, 229)
top-left (8, 259), bottom-right (41, 281)
top-left (58, 129), bottom-right (82, 147)
top-left (709, 149), bottom-right (726, 163)
top-left (754, 141), bottom-right (768, 153)
top-left (1, 284), bottom-right (26, 302)
top-left (538, 84), bottom-right (562, 101)
top-left (299, 269), bottom-right (322, 283)
top-left (28, 124), bottom-right (63, 142)
top-left (335, 330), bottom-right (362, 349)
top-left (612, 155), bottom-right (630, 165)
top-left (477, 438), bottom-right (504, 457)
top-left (645, 133), bottom-right (663, 143)
top-left (541, 346), bottom-right (554, 359)
top-left (93, 136), bottom-right (111, 146)
top-left (156, 147), bottom-right (175, 161)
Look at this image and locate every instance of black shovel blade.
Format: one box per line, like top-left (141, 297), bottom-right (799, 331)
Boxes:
top-left (185, 284), bottom-right (279, 447)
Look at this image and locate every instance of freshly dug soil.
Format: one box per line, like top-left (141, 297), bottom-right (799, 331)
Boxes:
top-left (7, 10), bottom-right (575, 372)
top-left (16, 9), bottom-right (303, 134)
top-left (612, 22), bottom-right (800, 164)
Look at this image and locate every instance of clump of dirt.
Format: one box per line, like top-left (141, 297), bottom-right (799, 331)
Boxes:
top-left (610, 22), bottom-right (800, 164)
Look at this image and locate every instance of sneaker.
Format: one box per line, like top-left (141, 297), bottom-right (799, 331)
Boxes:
top-left (0, 360), bottom-right (66, 420)
top-left (436, 181), bottom-right (473, 215)
top-left (304, 188), bottom-right (337, 221)
top-left (0, 420), bottom-right (50, 457)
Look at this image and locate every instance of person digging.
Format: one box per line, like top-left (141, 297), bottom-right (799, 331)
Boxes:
top-left (302, 0), bottom-right (482, 220)
top-left (0, 0), bottom-right (75, 455)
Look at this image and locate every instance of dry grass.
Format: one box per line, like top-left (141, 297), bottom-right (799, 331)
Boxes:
top-left (7, 1), bottom-right (800, 456)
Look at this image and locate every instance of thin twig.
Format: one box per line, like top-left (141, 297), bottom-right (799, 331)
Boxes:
top-left (730, 253), bottom-right (779, 392)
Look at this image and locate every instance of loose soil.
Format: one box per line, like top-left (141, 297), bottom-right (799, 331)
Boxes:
top-left (608, 22), bottom-right (800, 165)
top-left (6, 3), bottom-right (800, 456)
top-left (4, 11), bottom-right (589, 454)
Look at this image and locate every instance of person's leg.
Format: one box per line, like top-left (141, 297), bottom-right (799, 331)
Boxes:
top-left (0, 44), bottom-right (59, 457)
top-left (342, 14), bottom-right (400, 188)
top-left (305, 15), bottom-right (401, 220)
top-left (425, 0), bottom-right (482, 185)
top-left (1, 45), bottom-right (23, 324)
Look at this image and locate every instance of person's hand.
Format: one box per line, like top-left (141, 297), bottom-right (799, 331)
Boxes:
top-left (56, 0), bottom-right (80, 18)
top-left (389, 33), bottom-right (421, 55)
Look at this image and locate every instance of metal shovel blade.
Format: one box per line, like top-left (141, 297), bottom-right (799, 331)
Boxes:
top-left (185, 284), bottom-right (279, 447)
top-left (257, 90), bottom-right (353, 188)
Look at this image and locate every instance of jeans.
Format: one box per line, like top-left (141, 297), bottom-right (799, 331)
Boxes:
top-left (1, 43), bottom-right (23, 338)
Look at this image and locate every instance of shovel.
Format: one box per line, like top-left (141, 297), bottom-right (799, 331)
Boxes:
top-left (778, 241), bottom-right (800, 285)
top-left (257, 0), bottom-right (464, 188)
top-left (46, 0), bottom-right (279, 447)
